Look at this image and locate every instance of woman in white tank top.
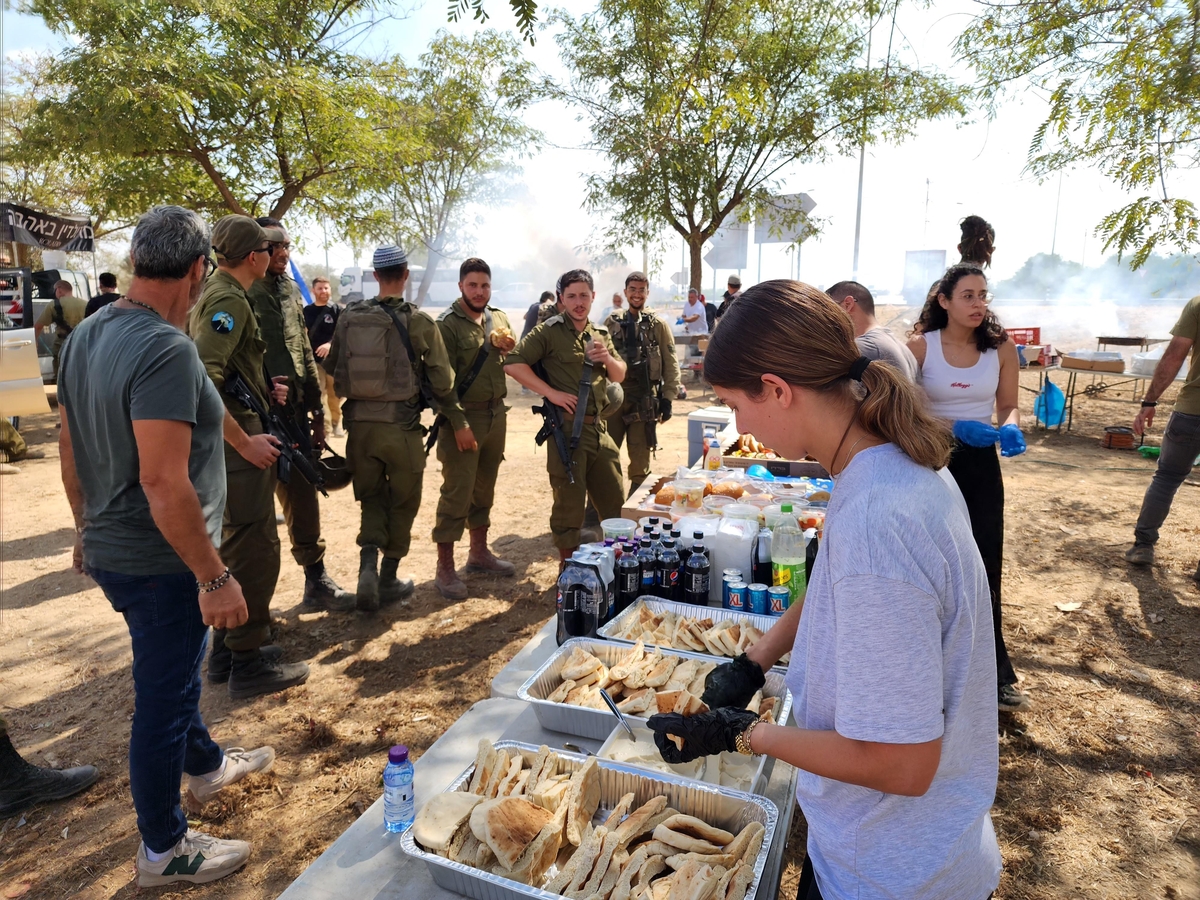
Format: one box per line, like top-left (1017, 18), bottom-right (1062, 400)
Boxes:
top-left (907, 264), bottom-right (1030, 714)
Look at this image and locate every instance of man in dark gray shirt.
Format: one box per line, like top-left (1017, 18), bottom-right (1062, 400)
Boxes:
top-left (827, 280), bottom-right (920, 382)
top-left (57, 206), bottom-right (276, 888)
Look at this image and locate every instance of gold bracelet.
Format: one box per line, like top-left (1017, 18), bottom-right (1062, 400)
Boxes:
top-left (736, 716), bottom-right (766, 756)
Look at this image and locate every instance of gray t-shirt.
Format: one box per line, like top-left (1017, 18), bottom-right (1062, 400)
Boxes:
top-left (785, 443), bottom-right (1001, 900)
top-left (856, 325), bottom-right (919, 382)
top-left (58, 305), bottom-right (226, 575)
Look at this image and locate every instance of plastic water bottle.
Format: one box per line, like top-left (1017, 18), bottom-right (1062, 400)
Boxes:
top-left (383, 745), bottom-right (415, 833)
top-left (772, 504), bottom-right (806, 607)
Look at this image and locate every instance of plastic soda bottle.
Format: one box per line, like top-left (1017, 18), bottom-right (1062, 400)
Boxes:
top-left (771, 504), bottom-right (806, 607)
top-left (383, 745), bottom-right (415, 833)
top-left (555, 557), bottom-right (602, 644)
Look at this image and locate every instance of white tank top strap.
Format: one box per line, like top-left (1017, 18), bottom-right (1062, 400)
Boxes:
top-left (918, 329), bottom-right (999, 424)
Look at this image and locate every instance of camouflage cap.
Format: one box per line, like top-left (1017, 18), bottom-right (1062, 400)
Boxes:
top-left (212, 215), bottom-right (268, 261)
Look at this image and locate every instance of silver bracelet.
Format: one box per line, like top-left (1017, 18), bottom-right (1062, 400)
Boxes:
top-left (198, 568), bottom-right (232, 593)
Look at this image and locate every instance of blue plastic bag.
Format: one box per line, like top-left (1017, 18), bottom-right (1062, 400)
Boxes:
top-left (1034, 380), bottom-right (1066, 428)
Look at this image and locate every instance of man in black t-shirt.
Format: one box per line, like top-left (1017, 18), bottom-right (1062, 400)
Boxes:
top-left (302, 276), bottom-right (344, 435)
top-left (85, 272), bottom-right (122, 317)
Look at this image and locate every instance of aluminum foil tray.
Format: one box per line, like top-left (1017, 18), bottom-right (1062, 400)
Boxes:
top-left (400, 741), bottom-right (779, 900)
top-left (596, 721), bottom-right (770, 796)
top-left (517, 639), bottom-right (792, 741)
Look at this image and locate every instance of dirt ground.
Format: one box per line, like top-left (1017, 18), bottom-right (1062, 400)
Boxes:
top-left (1, 368), bottom-right (1198, 900)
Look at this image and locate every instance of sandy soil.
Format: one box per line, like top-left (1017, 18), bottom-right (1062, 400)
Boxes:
top-left (0, 369), bottom-right (1197, 900)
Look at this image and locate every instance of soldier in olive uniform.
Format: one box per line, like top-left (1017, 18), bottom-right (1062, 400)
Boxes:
top-left (504, 269), bottom-right (627, 560)
top-left (249, 217), bottom-right (354, 611)
top-left (322, 245), bottom-right (467, 610)
top-left (432, 258), bottom-right (518, 600)
top-left (604, 271), bottom-right (681, 492)
top-left (189, 215), bottom-right (310, 699)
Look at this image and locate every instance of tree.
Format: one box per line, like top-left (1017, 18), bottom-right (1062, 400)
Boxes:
top-left (329, 31), bottom-right (540, 304)
top-left (17, 0), bottom-right (391, 223)
top-left (552, 0), bottom-right (966, 290)
top-left (958, 0), bottom-right (1200, 269)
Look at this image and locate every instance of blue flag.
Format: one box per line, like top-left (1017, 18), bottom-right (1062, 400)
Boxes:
top-left (290, 259), bottom-right (314, 305)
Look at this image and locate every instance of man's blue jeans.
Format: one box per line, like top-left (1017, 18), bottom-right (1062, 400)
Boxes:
top-left (90, 569), bottom-right (223, 853)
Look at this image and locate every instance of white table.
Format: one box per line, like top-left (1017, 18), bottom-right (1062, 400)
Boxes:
top-left (279, 624), bottom-right (800, 900)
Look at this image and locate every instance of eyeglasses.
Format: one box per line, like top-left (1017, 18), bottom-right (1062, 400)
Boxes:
top-left (203, 256), bottom-right (217, 277)
top-left (252, 244), bottom-right (275, 257)
top-left (953, 291), bottom-right (992, 305)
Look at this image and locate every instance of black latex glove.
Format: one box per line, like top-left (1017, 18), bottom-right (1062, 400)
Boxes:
top-left (648, 707), bottom-right (760, 763)
top-left (700, 653), bottom-right (766, 710)
top-left (658, 397), bottom-right (673, 423)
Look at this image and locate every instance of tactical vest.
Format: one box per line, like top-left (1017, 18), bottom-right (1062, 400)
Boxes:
top-left (614, 311), bottom-right (664, 383)
top-left (333, 300), bottom-right (417, 404)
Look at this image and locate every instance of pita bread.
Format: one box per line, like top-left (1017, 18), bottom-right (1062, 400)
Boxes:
top-left (544, 834), bottom-right (588, 894)
top-left (549, 679), bottom-right (577, 704)
top-left (524, 746), bottom-right (552, 792)
top-left (667, 860), bottom-right (716, 900)
top-left (687, 663), bottom-right (716, 698)
top-left (643, 654), bottom-right (678, 688)
top-left (532, 776), bottom-right (573, 812)
top-left (626, 839), bottom-right (681, 860)
top-left (721, 821), bottom-right (765, 867)
top-left (724, 861), bottom-right (755, 900)
top-left (562, 647), bottom-right (604, 682)
top-left (651, 825), bottom-right (724, 856)
top-left (566, 757), bottom-right (601, 846)
top-left (449, 829), bottom-right (484, 864)
top-left (500, 812), bottom-right (564, 886)
top-left (664, 850), bottom-right (740, 871)
top-left (483, 749), bottom-right (510, 798)
top-left (573, 664), bottom-right (609, 689)
top-left (603, 791), bottom-right (636, 828)
top-left (616, 687), bottom-right (655, 715)
top-left (412, 791), bottom-right (484, 854)
top-left (713, 863), bottom-right (737, 899)
top-left (609, 846), bottom-right (652, 900)
top-left (469, 797), bottom-right (555, 870)
top-left (655, 690), bottom-right (685, 715)
top-left (495, 754), bottom-right (524, 798)
top-left (565, 825), bottom-right (609, 894)
top-left (508, 769), bottom-right (531, 798)
top-left (664, 659), bottom-right (700, 693)
top-left (596, 848), bottom-right (630, 899)
top-left (468, 739), bottom-right (497, 795)
top-left (579, 828), bottom-right (622, 896)
top-left (656, 814), bottom-right (734, 846)
top-left (477, 841), bottom-right (496, 869)
top-left (744, 690), bottom-right (762, 714)
top-left (610, 640), bottom-right (646, 680)
top-left (613, 795), bottom-right (669, 847)
top-left (648, 878), bottom-right (672, 900)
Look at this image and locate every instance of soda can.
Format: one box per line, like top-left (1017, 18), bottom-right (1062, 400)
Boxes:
top-left (726, 582), bottom-right (747, 612)
top-left (722, 568), bottom-right (743, 579)
top-left (747, 583), bottom-right (769, 616)
top-left (721, 572), bottom-right (741, 608)
top-left (767, 585), bottom-right (790, 617)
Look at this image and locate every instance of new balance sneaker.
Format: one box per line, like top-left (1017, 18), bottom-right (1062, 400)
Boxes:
top-left (137, 829), bottom-right (251, 886)
top-left (184, 746), bottom-right (276, 810)
top-left (998, 684), bottom-right (1032, 713)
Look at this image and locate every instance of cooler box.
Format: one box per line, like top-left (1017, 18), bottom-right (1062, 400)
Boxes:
top-left (687, 405), bottom-right (733, 465)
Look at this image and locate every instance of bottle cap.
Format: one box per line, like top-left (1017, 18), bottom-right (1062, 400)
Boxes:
top-left (781, 503), bottom-right (792, 513)
top-left (389, 745), bottom-right (409, 764)
top-left (693, 531), bottom-right (703, 539)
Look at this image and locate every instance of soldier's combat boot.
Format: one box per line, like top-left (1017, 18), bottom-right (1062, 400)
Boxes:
top-left (357, 545), bottom-right (380, 611)
top-left (465, 527), bottom-right (515, 576)
top-left (208, 629), bottom-right (283, 684)
top-left (302, 561), bottom-right (356, 612)
top-left (0, 730), bottom-right (98, 819)
top-left (434, 543), bottom-right (468, 601)
top-left (227, 649), bottom-right (309, 701)
top-left (378, 557), bottom-right (415, 605)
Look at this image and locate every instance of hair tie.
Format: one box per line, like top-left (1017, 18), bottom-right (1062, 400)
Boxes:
top-left (848, 356), bottom-right (871, 382)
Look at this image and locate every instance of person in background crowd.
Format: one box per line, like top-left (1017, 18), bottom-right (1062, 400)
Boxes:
top-left (703, 292), bottom-right (717, 332)
top-left (826, 280), bottom-right (919, 381)
top-left (605, 271), bottom-right (680, 492)
top-left (303, 276), bottom-right (345, 436)
top-left (0, 418), bottom-right (45, 468)
top-left (596, 291), bottom-right (623, 323)
top-left (57, 206), bottom-right (274, 886)
top-left (322, 245), bottom-right (465, 610)
top-left (681, 287), bottom-right (708, 335)
top-left (958, 215), bottom-right (995, 268)
top-left (35, 280), bottom-right (85, 378)
top-left (523, 290), bottom-right (554, 339)
top-left (907, 264), bottom-right (1030, 713)
top-left (0, 712), bottom-right (98, 819)
top-left (714, 275), bottom-right (741, 324)
top-left (1126, 294), bottom-right (1200, 575)
top-left (505, 269), bottom-right (627, 561)
top-left (85, 272), bottom-right (122, 317)
top-left (432, 258), bottom-right (517, 600)
top-left (250, 217), bottom-right (353, 613)
top-left (189, 215), bottom-right (310, 699)
top-left (535, 289), bottom-right (563, 328)
top-left (651, 278), bottom-right (1001, 900)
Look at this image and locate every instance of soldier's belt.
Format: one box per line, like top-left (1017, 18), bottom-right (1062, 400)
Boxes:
top-left (563, 414), bottom-right (597, 425)
top-left (462, 398), bottom-right (505, 411)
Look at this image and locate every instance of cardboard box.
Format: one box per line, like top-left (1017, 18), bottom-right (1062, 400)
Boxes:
top-left (721, 453), bottom-right (830, 478)
top-left (621, 473), bottom-right (673, 522)
top-left (1062, 356), bottom-right (1125, 373)
top-left (1007, 327), bottom-right (1041, 345)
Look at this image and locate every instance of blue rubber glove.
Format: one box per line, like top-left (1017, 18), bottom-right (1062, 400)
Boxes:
top-left (999, 424), bottom-right (1026, 457)
top-left (952, 420), bottom-right (1001, 448)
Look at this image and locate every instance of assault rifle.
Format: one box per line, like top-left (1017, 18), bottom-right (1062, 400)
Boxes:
top-left (532, 361), bottom-right (575, 484)
top-left (225, 371), bottom-right (328, 497)
top-left (620, 315), bottom-right (662, 454)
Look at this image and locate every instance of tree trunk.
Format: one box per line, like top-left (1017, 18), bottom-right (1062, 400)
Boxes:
top-left (689, 236), bottom-right (704, 291)
top-left (416, 255), bottom-right (438, 307)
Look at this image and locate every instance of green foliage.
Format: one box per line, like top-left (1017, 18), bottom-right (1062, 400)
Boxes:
top-left (17, 0), bottom-right (387, 222)
top-left (448, 0), bottom-right (540, 44)
top-left (960, 0), bottom-right (1200, 269)
top-left (327, 30), bottom-right (540, 302)
top-left (551, 0), bottom-right (966, 288)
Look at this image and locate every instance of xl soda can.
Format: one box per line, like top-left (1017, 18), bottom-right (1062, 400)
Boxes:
top-left (721, 573), bottom-right (741, 608)
top-left (726, 581), bottom-right (747, 611)
top-left (747, 583), bottom-right (769, 616)
top-left (767, 585), bottom-right (790, 617)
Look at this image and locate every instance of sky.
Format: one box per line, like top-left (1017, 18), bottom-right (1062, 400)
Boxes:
top-left (5, 0), bottom-right (1195, 305)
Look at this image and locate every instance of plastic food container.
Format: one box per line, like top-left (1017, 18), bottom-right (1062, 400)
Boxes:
top-left (722, 502), bottom-right (761, 523)
top-left (702, 495), bottom-right (735, 513)
top-left (671, 478), bottom-right (706, 513)
top-left (601, 518), bottom-right (637, 541)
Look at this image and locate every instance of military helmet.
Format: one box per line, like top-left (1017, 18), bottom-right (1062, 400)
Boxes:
top-left (601, 382), bottom-right (624, 418)
top-left (312, 447), bottom-right (352, 491)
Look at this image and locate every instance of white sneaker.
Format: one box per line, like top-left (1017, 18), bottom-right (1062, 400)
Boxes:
top-left (185, 746), bottom-right (275, 809)
top-left (137, 829), bottom-right (251, 886)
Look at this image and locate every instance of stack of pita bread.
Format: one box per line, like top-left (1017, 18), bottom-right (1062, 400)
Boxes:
top-left (609, 608), bottom-right (766, 660)
top-left (545, 642), bottom-right (778, 725)
top-left (412, 741), bottom-right (766, 900)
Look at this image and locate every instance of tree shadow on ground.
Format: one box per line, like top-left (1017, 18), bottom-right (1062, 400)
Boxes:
top-left (0, 567), bottom-right (93, 610)
top-left (1, 526), bottom-right (74, 562)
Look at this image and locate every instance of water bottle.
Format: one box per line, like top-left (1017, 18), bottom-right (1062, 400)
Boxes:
top-left (615, 544), bottom-right (641, 615)
top-left (772, 504), bottom-right (806, 607)
top-left (383, 745), bottom-right (415, 833)
top-left (556, 558), bottom-right (603, 644)
top-left (636, 539), bottom-right (657, 595)
top-left (752, 524), bottom-right (773, 585)
top-left (683, 542), bottom-right (711, 605)
top-left (656, 539), bottom-right (682, 602)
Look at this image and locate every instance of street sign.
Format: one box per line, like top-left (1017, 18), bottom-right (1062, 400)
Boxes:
top-left (754, 193), bottom-right (816, 245)
top-left (704, 221), bottom-right (749, 269)
top-left (670, 269), bottom-right (690, 285)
